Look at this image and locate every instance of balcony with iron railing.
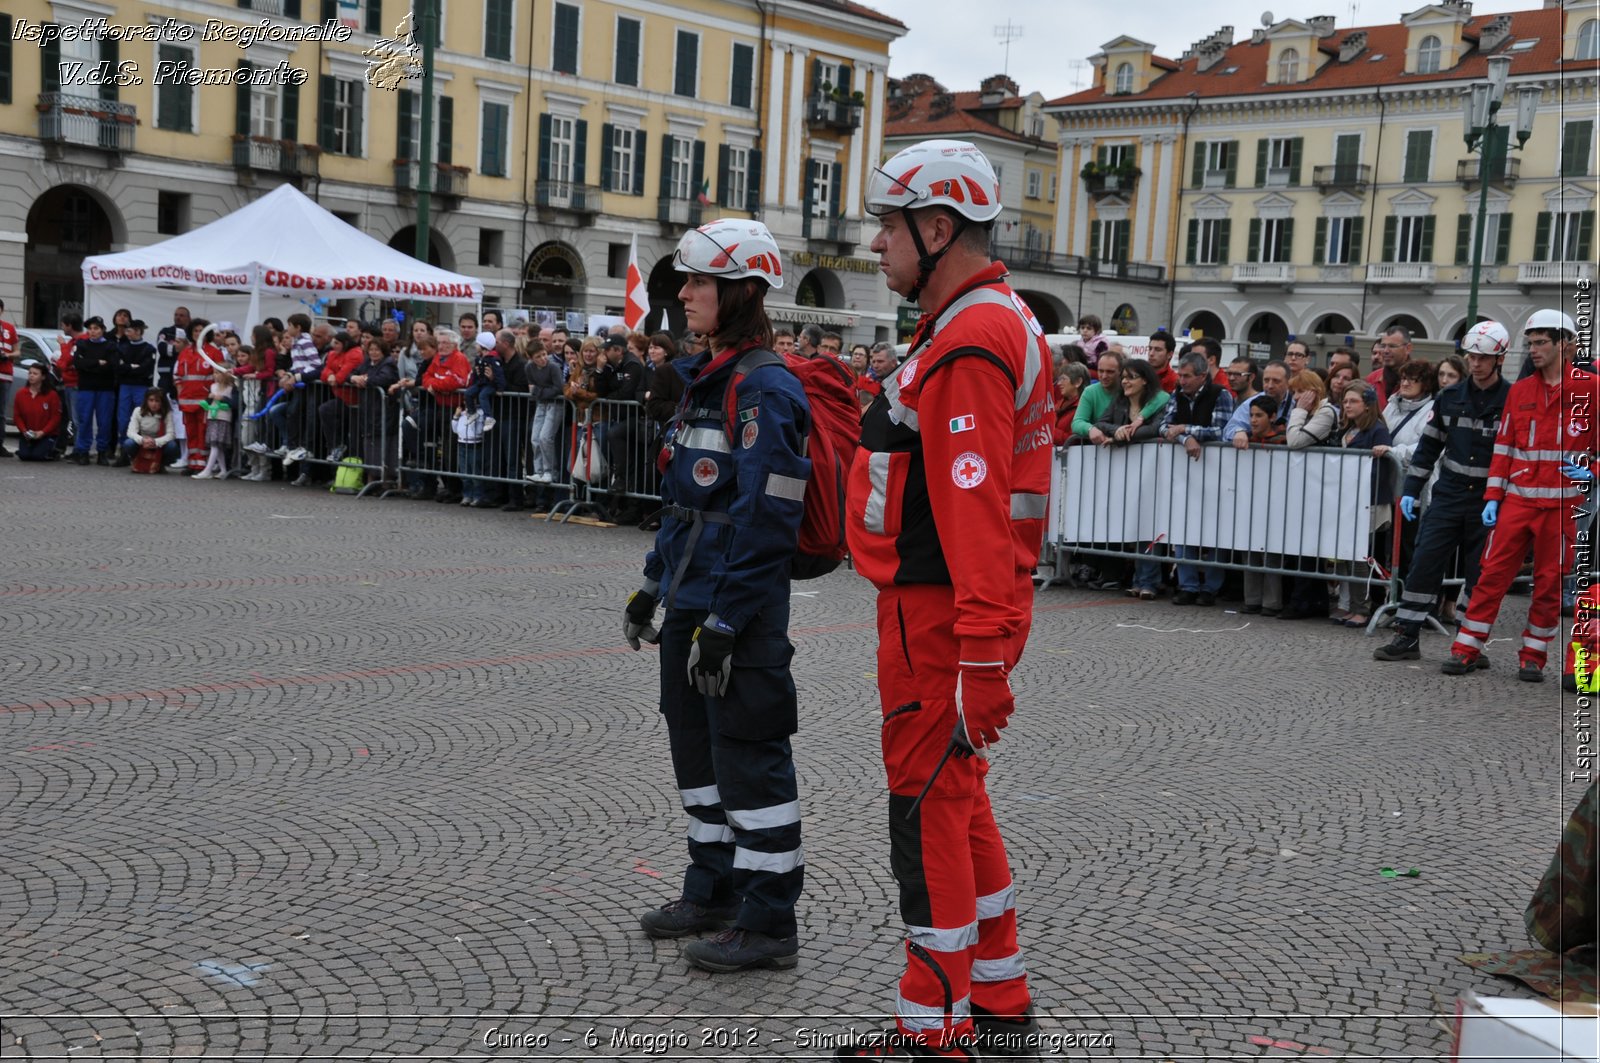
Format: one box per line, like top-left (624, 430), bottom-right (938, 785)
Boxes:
top-left (1312, 164), bottom-right (1371, 192)
top-left (38, 93), bottom-right (135, 156)
top-left (805, 92), bottom-right (863, 132)
top-left (1457, 155), bottom-right (1521, 189)
top-left (801, 213), bottom-right (861, 246)
top-left (534, 180), bottom-right (599, 214)
top-left (1081, 167), bottom-right (1140, 199)
top-left (1231, 262), bottom-right (1296, 288)
top-left (393, 160), bottom-right (468, 205)
top-left (1366, 262), bottom-right (1437, 287)
top-left (657, 196), bottom-right (704, 229)
top-left (1517, 260), bottom-right (1596, 288)
top-left (232, 136), bottom-right (319, 180)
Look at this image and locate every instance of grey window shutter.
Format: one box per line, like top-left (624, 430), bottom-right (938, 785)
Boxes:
top-left (746, 149), bottom-right (762, 211)
top-left (397, 89), bottom-right (413, 160)
top-left (573, 119), bottom-right (587, 185)
top-left (1313, 217), bottom-right (1327, 265)
top-left (600, 124), bottom-right (614, 191)
top-left (282, 78), bottom-right (299, 142)
top-left (436, 95), bottom-right (452, 164)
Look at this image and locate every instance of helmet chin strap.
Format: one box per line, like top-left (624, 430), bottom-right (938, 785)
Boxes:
top-left (900, 208), bottom-right (967, 306)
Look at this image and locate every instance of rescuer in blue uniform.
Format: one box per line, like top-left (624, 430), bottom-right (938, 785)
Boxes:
top-left (623, 218), bottom-right (812, 974)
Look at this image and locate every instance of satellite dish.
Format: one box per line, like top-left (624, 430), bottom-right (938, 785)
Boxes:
top-left (1261, 10), bottom-right (1274, 27)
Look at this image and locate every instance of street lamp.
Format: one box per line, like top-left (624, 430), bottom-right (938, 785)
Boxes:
top-left (1461, 54), bottom-right (1540, 325)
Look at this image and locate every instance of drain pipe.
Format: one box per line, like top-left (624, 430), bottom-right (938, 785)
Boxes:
top-left (1357, 84), bottom-right (1386, 335)
top-left (752, 0), bottom-right (770, 219)
top-left (1166, 91), bottom-right (1201, 334)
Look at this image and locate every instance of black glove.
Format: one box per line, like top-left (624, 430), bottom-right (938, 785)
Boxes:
top-left (686, 616), bottom-right (736, 697)
top-left (623, 587), bottom-right (660, 651)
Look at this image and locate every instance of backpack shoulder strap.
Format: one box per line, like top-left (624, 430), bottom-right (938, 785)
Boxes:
top-left (722, 346), bottom-right (787, 440)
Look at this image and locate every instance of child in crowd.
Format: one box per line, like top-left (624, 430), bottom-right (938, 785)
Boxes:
top-left (1248, 396), bottom-right (1285, 445)
top-left (463, 331), bottom-right (504, 431)
top-left (194, 368), bottom-right (237, 480)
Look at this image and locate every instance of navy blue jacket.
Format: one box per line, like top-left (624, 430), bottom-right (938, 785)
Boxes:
top-left (1401, 375), bottom-right (1510, 498)
top-left (117, 339), bottom-right (157, 387)
top-left (644, 347), bottom-right (811, 631)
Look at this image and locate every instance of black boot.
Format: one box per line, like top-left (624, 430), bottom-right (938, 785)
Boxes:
top-left (1373, 630), bottom-right (1421, 661)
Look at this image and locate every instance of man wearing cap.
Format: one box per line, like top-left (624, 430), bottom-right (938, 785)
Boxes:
top-left (841, 139), bottom-right (1051, 1059)
top-left (1445, 309), bottom-right (1599, 683)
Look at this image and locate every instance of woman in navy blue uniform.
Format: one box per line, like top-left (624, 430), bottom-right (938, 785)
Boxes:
top-left (622, 219), bottom-right (812, 974)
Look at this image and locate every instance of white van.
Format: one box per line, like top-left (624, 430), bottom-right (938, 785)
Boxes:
top-left (1045, 331), bottom-right (1156, 361)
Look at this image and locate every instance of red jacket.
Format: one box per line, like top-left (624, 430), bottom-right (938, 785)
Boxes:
top-left (57, 336), bottom-right (79, 387)
top-left (421, 349), bottom-right (472, 408)
top-left (846, 262), bottom-right (1054, 664)
top-left (175, 347), bottom-right (214, 407)
top-left (13, 386), bottom-right (62, 437)
top-left (1155, 364), bottom-right (1178, 394)
top-left (1364, 367), bottom-right (1390, 408)
top-left (0, 320), bottom-right (16, 376)
top-left (1486, 364), bottom-right (1600, 510)
top-left (321, 347), bottom-right (365, 405)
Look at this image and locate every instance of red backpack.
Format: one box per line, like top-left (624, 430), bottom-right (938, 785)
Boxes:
top-left (723, 348), bottom-right (860, 579)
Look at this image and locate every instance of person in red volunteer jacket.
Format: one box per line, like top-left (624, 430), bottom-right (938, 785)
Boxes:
top-left (837, 139), bottom-right (1053, 1061)
top-left (418, 328), bottom-right (472, 503)
top-left (0, 297), bottom-right (17, 458)
top-left (173, 328), bottom-right (215, 472)
top-left (13, 361), bottom-right (63, 461)
top-left (1447, 308), bottom-right (1599, 683)
top-left (317, 334), bottom-right (364, 462)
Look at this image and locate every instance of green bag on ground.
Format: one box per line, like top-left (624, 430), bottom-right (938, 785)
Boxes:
top-left (331, 457), bottom-right (365, 494)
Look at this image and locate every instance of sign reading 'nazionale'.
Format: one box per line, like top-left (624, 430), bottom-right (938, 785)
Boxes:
top-left (788, 252), bottom-right (878, 275)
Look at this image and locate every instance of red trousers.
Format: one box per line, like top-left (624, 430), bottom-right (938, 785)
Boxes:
top-left (874, 579), bottom-right (1032, 1046)
top-left (1451, 500), bottom-right (1570, 670)
top-left (179, 403), bottom-right (207, 469)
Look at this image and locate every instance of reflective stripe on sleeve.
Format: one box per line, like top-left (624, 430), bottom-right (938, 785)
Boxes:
top-left (1010, 493), bottom-right (1048, 520)
top-left (765, 473), bottom-right (806, 502)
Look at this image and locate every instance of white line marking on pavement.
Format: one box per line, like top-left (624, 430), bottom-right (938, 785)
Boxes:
top-left (1114, 622), bottom-right (1252, 634)
top-left (270, 514), bottom-right (316, 519)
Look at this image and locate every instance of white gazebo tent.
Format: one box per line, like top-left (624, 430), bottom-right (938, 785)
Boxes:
top-left (82, 183), bottom-right (483, 328)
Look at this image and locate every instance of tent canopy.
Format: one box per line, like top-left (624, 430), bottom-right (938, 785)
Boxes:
top-left (82, 184), bottom-right (483, 309)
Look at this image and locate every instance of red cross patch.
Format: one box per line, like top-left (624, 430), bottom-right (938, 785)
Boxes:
top-left (951, 451), bottom-right (987, 489)
top-left (693, 457), bottom-right (720, 486)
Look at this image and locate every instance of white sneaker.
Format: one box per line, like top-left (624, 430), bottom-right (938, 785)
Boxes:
top-left (524, 472), bottom-right (543, 483)
top-left (192, 468), bottom-right (214, 480)
top-left (286, 447), bottom-right (308, 462)
top-left (270, 446), bottom-right (289, 459)
top-left (482, 416), bottom-right (496, 432)
top-left (244, 441), bottom-right (270, 455)
top-left (243, 470), bottom-right (270, 482)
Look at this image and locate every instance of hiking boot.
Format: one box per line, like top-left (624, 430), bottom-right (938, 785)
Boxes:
top-left (1373, 633), bottom-right (1421, 661)
top-left (1518, 662), bottom-right (1545, 684)
top-left (1171, 591), bottom-right (1196, 606)
top-left (973, 1004), bottom-right (1043, 1059)
top-left (638, 898), bottom-right (737, 940)
top-left (1441, 652), bottom-right (1490, 676)
top-left (680, 927), bottom-right (798, 972)
top-left (1195, 591), bottom-right (1216, 607)
top-left (832, 1031), bottom-right (980, 1059)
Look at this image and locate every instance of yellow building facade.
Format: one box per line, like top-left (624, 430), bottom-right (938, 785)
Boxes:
top-left (1, 0), bottom-right (905, 337)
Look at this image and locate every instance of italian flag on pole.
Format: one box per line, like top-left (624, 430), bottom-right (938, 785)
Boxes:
top-left (623, 234), bottom-right (650, 331)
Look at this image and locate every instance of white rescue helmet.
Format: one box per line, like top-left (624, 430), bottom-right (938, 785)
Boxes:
top-left (1460, 319), bottom-right (1510, 356)
top-left (672, 218), bottom-right (785, 291)
top-left (866, 139), bottom-right (1004, 223)
top-left (1524, 307), bottom-right (1577, 337)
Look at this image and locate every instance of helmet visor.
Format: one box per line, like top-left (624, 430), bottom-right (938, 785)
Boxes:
top-left (673, 228), bottom-right (747, 277)
top-left (864, 165), bottom-right (930, 216)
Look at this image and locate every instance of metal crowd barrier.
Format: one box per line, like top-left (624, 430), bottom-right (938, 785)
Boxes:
top-left (1043, 441), bottom-right (1408, 635)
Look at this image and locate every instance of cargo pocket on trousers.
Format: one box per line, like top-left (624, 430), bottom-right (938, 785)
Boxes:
top-left (718, 636), bottom-right (798, 742)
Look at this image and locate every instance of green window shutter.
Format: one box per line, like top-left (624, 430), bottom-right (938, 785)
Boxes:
top-left (599, 124), bottom-right (614, 191)
top-left (1280, 219), bottom-right (1294, 262)
top-left (321, 0), bottom-right (337, 22)
top-left (436, 95), bottom-right (452, 164)
top-left (746, 148), bottom-right (762, 211)
top-left (99, 37), bottom-right (118, 102)
top-left (1534, 211), bottom-right (1552, 260)
top-left (830, 161), bottom-right (843, 217)
top-left (1186, 219), bottom-right (1199, 264)
top-left (0, 14), bottom-right (12, 105)
top-left (1313, 217), bottom-right (1327, 265)
top-left (1223, 142), bottom-right (1238, 187)
top-left (1382, 216), bottom-right (1397, 261)
top-left (1420, 215), bottom-right (1435, 260)
top-left (731, 44), bottom-right (753, 109)
top-left (350, 82), bottom-right (362, 156)
top-left (1288, 137), bottom-right (1303, 185)
top-left (615, 19), bottom-right (640, 86)
top-left (1089, 219), bottom-right (1100, 260)
top-left (837, 64), bottom-right (852, 96)
top-left (634, 135), bottom-right (647, 196)
top-left (284, 0), bottom-right (301, 17)
top-left (480, 104), bottom-right (500, 176)
top-left (553, 4), bottom-right (578, 75)
top-left (573, 119), bottom-right (587, 184)
top-left (1455, 213), bottom-right (1472, 265)
top-left (319, 75), bottom-right (336, 152)
top-left (41, 30), bottom-right (59, 94)
top-left (1097, 145), bottom-right (1108, 168)
top-left (282, 78), bottom-right (299, 142)
top-left (365, 0), bottom-right (382, 36)
top-left (1190, 143), bottom-right (1205, 188)
top-left (674, 31), bottom-right (697, 96)
top-left (1218, 219), bottom-right (1231, 263)
top-left (1254, 139), bottom-right (1267, 187)
top-left (1494, 214), bottom-right (1512, 266)
top-left (485, 0), bottom-right (511, 60)
top-left (1579, 211), bottom-right (1596, 261)
top-left (692, 139), bottom-right (705, 197)
top-left (810, 58), bottom-right (822, 94)
top-left (1348, 218), bottom-right (1362, 263)
top-left (235, 61), bottom-right (251, 136)
top-left (717, 144), bottom-right (730, 206)
top-left (659, 134), bottom-right (674, 198)
top-left (537, 113), bottom-right (551, 181)
top-left (1562, 121), bottom-right (1594, 178)
top-left (1247, 218), bottom-right (1261, 262)
top-left (397, 89), bottom-right (412, 160)
top-left (157, 45), bottom-right (191, 132)
top-left (1403, 130), bottom-right (1431, 183)
top-left (1115, 221), bottom-right (1129, 263)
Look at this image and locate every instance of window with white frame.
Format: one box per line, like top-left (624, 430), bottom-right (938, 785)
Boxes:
top-left (1276, 47), bottom-right (1299, 82)
top-left (610, 126), bottom-right (636, 192)
top-left (1463, 212), bottom-right (1505, 265)
top-left (1194, 218), bottom-right (1228, 264)
top-left (726, 145), bottom-right (750, 209)
top-left (1048, 173), bottom-right (1057, 202)
top-left (1099, 219), bottom-right (1128, 261)
top-left (814, 58), bottom-right (841, 93)
top-left (58, 31), bottom-right (96, 88)
top-left (548, 114), bottom-right (575, 187)
top-left (1113, 62), bottom-right (1133, 94)
top-left (1544, 209), bottom-right (1594, 261)
top-left (1257, 217), bottom-right (1291, 262)
top-left (810, 160), bottom-right (832, 216)
top-left (1202, 140), bottom-right (1233, 187)
top-left (1417, 34), bottom-right (1441, 74)
top-left (1323, 216), bottom-right (1358, 264)
top-left (670, 134), bottom-right (693, 199)
top-left (1264, 136), bottom-right (1296, 185)
top-left (328, 76), bottom-right (362, 156)
top-left (250, 82), bottom-right (280, 139)
top-left (1394, 215), bottom-right (1430, 262)
top-left (1580, 19), bottom-right (1598, 61)
top-left (1103, 143), bottom-right (1133, 170)
top-left (1026, 170), bottom-right (1041, 199)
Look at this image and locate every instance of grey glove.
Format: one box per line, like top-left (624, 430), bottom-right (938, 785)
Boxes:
top-left (686, 615), bottom-right (736, 696)
top-left (623, 585), bottom-right (661, 651)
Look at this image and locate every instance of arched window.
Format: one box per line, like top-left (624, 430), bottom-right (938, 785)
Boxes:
top-left (1417, 35), bottom-right (1441, 74)
top-left (1277, 47), bottom-right (1300, 82)
top-left (1579, 20), bottom-right (1599, 61)
top-left (1113, 63), bottom-right (1133, 94)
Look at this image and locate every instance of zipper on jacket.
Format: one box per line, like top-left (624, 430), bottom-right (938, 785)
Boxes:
top-left (896, 600), bottom-right (915, 675)
top-left (883, 702), bottom-right (922, 726)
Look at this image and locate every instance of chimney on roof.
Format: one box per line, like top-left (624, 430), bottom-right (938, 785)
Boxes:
top-left (930, 92), bottom-right (955, 118)
top-left (1308, 15), bottom-right (1336, 37)
top-left (1441, 0), bottom-right (1471, 9)
top-left (979, 73), bottom-right (1019, 105)
top-left (1196, 28), bottom-right (1233, 72)
top-left (1251, 28), bottom-right (1268, 44)
top-left (1478, 13), bottom-right (1512, 50)
top-left (1339, 29), bottom-right (1367, 61)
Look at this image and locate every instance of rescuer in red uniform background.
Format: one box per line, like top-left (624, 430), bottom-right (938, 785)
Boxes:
top-left (836, 139), bottom-right (1053, 1060)
top-left (1448, 308), bottom-right (1598, 683)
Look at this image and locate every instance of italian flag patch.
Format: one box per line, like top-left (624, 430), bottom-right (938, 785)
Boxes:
top-left (949, 414), bottom-right (975, 434)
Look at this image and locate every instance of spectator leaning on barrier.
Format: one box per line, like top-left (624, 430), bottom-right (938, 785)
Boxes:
top-left (623, 219), bottom-right (810, 976)
top-left (418, 327), bottom-right (471, 505)
top-left (493, 329), bottom-right (532, 511)
top-left (1329, 384), bottom-right (1393, 627)
top-left (642, 332), bottom-right (684, 437)
top-left (1220, 359), bottom-right (1264, 447)
top-left (1162, 352), bottom-right (1236, 606)
top-left (13, 361), bottom-right (62, 462)
top-left (1374, 322), bottom-right (1512, 663)
top-left (1284, 370), bottom-right (1338, 448)
top-left (1239, 393), bottom-right (1288, 616)
top-left (1098, 359), bottom-right (1170, 601)
top-left (525, 338), bottom-right (567, 487)
top-left (317, 335), bottom-right (364, 464)
top-left (1445, 309), bottom-right (1598, 683)
top-left (352, 337), bottom-right (400, 477)
top-left (1052, 362), bottom-right (1090, 445)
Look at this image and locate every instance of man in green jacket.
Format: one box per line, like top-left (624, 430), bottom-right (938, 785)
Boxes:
top-left (1071, 349), bottom-right (1170, 443)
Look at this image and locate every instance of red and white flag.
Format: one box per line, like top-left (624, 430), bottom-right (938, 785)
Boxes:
top-left (624, 234), bottom-right (649, 331)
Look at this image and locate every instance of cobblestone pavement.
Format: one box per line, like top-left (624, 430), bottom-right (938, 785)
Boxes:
top-left (0, 463), bottom-right (1579, 1060)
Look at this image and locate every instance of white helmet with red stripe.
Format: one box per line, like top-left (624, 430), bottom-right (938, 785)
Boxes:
top-left (866, 139), bottom-right (1004, 223)
top-left (672, 218), bottom-right (785, 290)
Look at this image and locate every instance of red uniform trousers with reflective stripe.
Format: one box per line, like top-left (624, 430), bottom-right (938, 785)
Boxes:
top-left (1451, 499), bottom-right (1571, 669)
top-left (178, 401), bottom-right (207, 469)
top-left (875, 578), bottom-right (1031, 1047)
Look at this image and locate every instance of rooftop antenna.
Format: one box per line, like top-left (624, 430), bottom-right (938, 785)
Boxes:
top-left (1347, 0), bottom-right (1359, 27)
top-left (994, 21), bottom-right (1024, 78)
top-left (1064, 57), bottom-right (1089, 93)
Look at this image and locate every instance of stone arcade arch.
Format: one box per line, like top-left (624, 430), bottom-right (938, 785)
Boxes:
top-left (25, 185), bottom-right (121, 327)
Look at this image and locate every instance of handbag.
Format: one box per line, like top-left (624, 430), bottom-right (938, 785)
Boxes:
top-left (570, 425), bottom-right (608, 483)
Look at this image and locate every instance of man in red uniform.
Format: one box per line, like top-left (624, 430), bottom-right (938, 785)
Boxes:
top-left (838, 139), bottom-right (1053, 1060)
top-left (1448, 309), bottom-right (1598, 683)
top-left (173, 329), bottom-right (213, 472)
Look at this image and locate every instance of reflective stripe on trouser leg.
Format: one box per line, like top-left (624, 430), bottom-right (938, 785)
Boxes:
top-left (1395, 488), bottom-right (1486, 628)
top-left (658, 610), bottom-right (735, 909)
top-left (1450, 505), bottom-right (1539, 663)
top-left (969, 812), bottom-right (1029, 1018)
top-left (1518, 507), bottom-right (1572, 671)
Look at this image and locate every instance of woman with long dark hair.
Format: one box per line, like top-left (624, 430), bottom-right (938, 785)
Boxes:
top-left (622, 220), bottom-right (812, 975)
